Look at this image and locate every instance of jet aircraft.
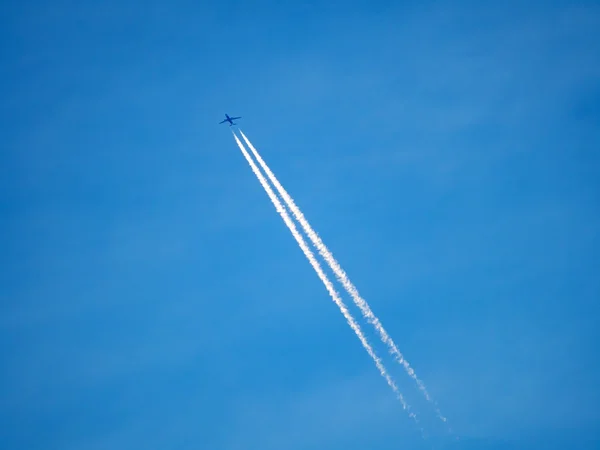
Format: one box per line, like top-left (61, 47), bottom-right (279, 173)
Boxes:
top-left (219, 113), bottom-right (241, 126)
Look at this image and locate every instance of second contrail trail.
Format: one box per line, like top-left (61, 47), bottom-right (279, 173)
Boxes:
top-left (238, 129), bottom-right (447, 425)
top-left (231, 131), bottom-right (417, 424)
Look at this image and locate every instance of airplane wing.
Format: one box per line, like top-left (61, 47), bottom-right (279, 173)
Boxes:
top-left (219, 119), bottom-right (228, 124)
top-left (230, 116), bottom-right (241, 120)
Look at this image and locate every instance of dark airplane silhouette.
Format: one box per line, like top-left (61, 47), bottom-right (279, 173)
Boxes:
top-left (219, 114), bottom-right (241, 126)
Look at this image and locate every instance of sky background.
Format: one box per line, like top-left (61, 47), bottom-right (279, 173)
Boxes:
top-left (1, 0), bottom-right (600, 449)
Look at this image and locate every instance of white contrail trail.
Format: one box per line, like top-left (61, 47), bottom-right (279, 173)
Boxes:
top-left (232, 131), bottom-right (417, 423)
top-left (239, 130), bottom-right (447, 424)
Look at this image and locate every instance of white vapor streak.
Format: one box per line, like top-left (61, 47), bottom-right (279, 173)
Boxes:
top-left (239, 130), bottom-right (447, 424)
top-left (232, 132), bottom-right (417, 422)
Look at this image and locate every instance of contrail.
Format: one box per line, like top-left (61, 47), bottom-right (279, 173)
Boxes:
top-left (239, 130), bottom-right (447, 424)
top-left (232, 131), bottom-right (417, 423)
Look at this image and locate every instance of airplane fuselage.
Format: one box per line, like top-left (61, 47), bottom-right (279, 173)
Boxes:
top-left (220, 113), bottom-right (241, 126)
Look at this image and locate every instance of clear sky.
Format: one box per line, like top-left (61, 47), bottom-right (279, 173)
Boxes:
top-left (1, 1), bottom-right (599, 449)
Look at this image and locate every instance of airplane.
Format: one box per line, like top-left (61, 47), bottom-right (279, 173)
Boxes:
top-left (219, 113), bottom-right (241, 126)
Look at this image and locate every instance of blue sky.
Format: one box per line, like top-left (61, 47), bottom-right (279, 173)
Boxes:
top-left (1, 1), bottom-right (599, 449)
